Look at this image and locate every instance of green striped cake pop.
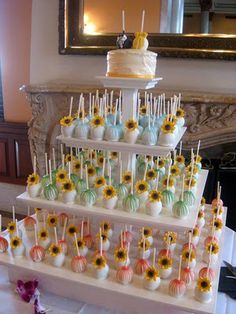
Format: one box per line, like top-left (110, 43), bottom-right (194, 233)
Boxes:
top-left (43, 159), bottom-right (58, 201)
top-left (162, 189), bottom-right (174, 207)
top-left (116, 183), bottom-right (128, 200)
top-left (173, 174), bottom-right (189, 218)
top-left (80, 164), bottom-right (97, 207)
top-left (183, 190), bottom-right (195, 206)
top-left (122, 171), bottom-right (139, 213)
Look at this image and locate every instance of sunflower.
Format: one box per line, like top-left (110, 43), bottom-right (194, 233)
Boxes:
top-left (74, 237), bottom-right (86, 249)
top-left (65, 154), bottom-right (74, 164)
top-left (109, 151), bottom-right (118, 160)
top-left (145, 266), bottom-right (159, 281)
top-left (176, 155), bottom-right (185, 164)
top-left (60, 116), bottom-right (74, 127)
top-left (196, 277), bottom-right (212, 292)
top-left (56, 169), bottom-right (68, 183)
top-left (114, 247), bottom-right (127, 262)
top-left (61, 179), bottom-right (75, 192)
top-left (138, 238), bottom-right (151, 251)
top-left (100, 221), bottom-right (112, 232)
top-left (49, 243), bottom-right (62, 257)
top-left (201, 197), bottom-right (206, 205)
top-left (67, 224), bottom-right (78, 237)
top-left (192, 227), bottom-right (199, 237)
top-left (73, 160), bottom-right (81, 172)
top-left (148, 190), bottom-right (162, 202)
top-left (125, 119), bottom-right (138, 131)
top-left (205, 242), bottom-right (219, 254)
top-left (122, 171), bottom-right (132, 184)
top-left (103, 185), bottom-right (117, 199)
top-left (47, 214), bottom-right (58, 227)
top-left (34, 207), bottom-right (42, 213)
top-left (96, 232), bottom-right (108, 244)
top-left (184, 177), bottom-right (197, 188)
top-left (158, 256), bottom-right (172, 269)
top-left (27, 173), bottom-right (40, 186)
top-left (92, 255), bottom-right (106, 269)
top-left (198, 210), bottom-right (204, 219)
top-left (186, 164), bottom-right (198, 176)
top-left (213, 218), bottom-right (223, 230)
top-left (143, 227), bottom-right (153, 238)
top-left (139, 105), bottom-right (147, 116)
top-left (87, 165), bottom-right (96, 177)
top-left (194, 155), bottom-right (202, 163)
top-left (75, 110), bottom-right (87, 120)
top-left (212, 206), bottom-right (223, 216)
top-left (163, 231), bottom-right (177, 244)
top-left (146, 169), bottom-right (157, 181)
top-left (162, 176), bottom-right (175, 187)
top-left (7, 221), bottom-right (16, 234)
top-left (170, 165), bottom-right (180, 177)
top-left (95, 176), bottom-right (106, 188)
top-left (90, 116), bottom-right (105, 128)
top-left (161, 121), bottom-right (176, 134)
top-left (176, 108), bottom-right (185, 118)
top-left (165, 115), bottom-right (177, 125)
top-left (182, 248), bottom-right (196, 262)
top-left (10, 236), bottom-right (22, 249)
top-left (97, 156), bottom-right (104, 167)
top-left (38, 229), bottom-right (49, 240)
top-left (135, 180), bottom-right (149, 194)
top-left (157, 159), bottom-right (165, 168)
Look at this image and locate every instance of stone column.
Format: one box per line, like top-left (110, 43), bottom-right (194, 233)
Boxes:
top-left (170, 0), bottom-right (184, 33)
top-left (199, 0), bottom-right (212, 33)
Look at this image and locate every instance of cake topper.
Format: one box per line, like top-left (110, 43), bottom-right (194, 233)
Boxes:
top-left (116, 10), bottom-right (132, 49)
top-left (132, 10), bottom-right (149, 50)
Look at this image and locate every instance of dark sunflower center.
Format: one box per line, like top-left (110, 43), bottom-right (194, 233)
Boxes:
top-left (106, 189), bottom-right (112, 196)
top-left (9, 225), bottom-right (15, 231)
top-left (139, 184), bottom-right (145, 191)
top-left (64, 183), bottom-right (71, 190)
top-left (97, 179), bottom-right (102, 185)
top-left (104, 223), bottom-right (108, 230)
top-left (41, 232), bottom-right (46, 237)
top-left (144, 229), bottom-right (149, 236)
top-left (69, 227), bottom-right (76, 234)
top-left (171, 169), bottom-right (176, 174)
top-left (101, 234), bottom-right (107, 241)
top-left (77, 240), bottom-right (83, 247)
top-left (30, 177), bottom-right (36, 182)
top-left (214, 221), bottom-right (219, 228)
top-left (148, 171), bottom-right (154, 178)
top-left (147, 270), bottom-right (154, 278)
top-left (152, 192), bottom-right (158, 200)
top-left (125, 175), bottom-right (131, 181)
top-left (201, 281), bottom-right (208, 288)
top-left (128, 122), bottom-right (134, 129)
top-left (176, 110), bottom-right (181, 117)
top-left (164, 124), bottom-right (171, 130)
top-left (59, 174), bottom-right (65, 179)
top-left (185, 252), bottom-right (190, 259)
top-left (65, 119), bottom-right (71, 124)
top-left (13, 240), bottom-right (19, 246)
top-left (53, 247), bottom-right (59, 254)
top-left (161, 258), bottom-right (168, 266)
top-left (50, 218), bottom-right (56, 224)
top-left (88, 169), bottom-right (94, 175)
top-left (117, 251), bottom-right (125, 258)
top-left (94, 119), bottom-right (100, 125)
top-left (96, 257), bottom-right (103, 266)
top-left (75, 164), bottom-right (80, 169)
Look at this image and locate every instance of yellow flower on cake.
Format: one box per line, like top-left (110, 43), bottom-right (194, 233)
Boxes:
top-left (170, 165), bottom-right (180, 177)
top-left (92, 255), bottom-right (106, 269)
top-left (157, 158), bottom-right (165, 168)
top-left (212, 206), bottom-right (223, 216)
top-left (176, 108), bottom-right (185, 118)
top-left (65, 154), bottom-right (74, 164)
top-left (73, 160), bottom-right (81, 173)
top-left (34, 207), bottom-right (42, 213)
top-left (194, 155), bottom-right (202, 163)
top-left (49, 244), bottom-right (62, 257)
top-left (205, 242), bottom-right (219, 254)
top-left (138, 238), bottom-right (151, 251)
top-left (184, 177), bottom-right (197, 189)
top-left (27, 173), bottom-right (40, 186)
top-left (139, 105), bottom-right (147, 116)
top-left (95, 176), bottom-right (106, 188)
top-left (122, 171), bottom-right (132, 184)
top-left (67, 224), bottom-right (78, 237)
top-left (135, 180), bottom-right (149, 194)
top-left (61, 179), bottom-right (75, 192)
top-left (110, 152), bottom-right (118, 160)
top-left (60, 116), bottom-right (74, 127)
top-left (145, 266), bottom-right (159, 281)
top-left (97, 155), bottom-right (104, 167)
top-left (142, 227), bottom-right (153, 238)
top-left (158, 256), bottom-right (172, 269)
top-left (125, 119), bottom-right (138, 131)
top-left (87, 165), bottom-right (96, 177)
top-left (47, 214), bottom-right (58, 227)
top-left (146, 169), bottom-right (157, 181)
top-left (103, 186), bottom-right (117, 200)
top-left (100, 221), bottom-right (112, 233)
top-left (192, 227), bottom-right (200, 237)
top-left (74, 237), bottom-right (86, 249)
top-left (96, 232), bottom-right (108, 243)
top-left (90, 116), bottom-right (105, 128)
top-left (162, 176), bottom-right (175, 188)
top-left (148, 190), bottom-right (162, 202)
top-left (182, 248), bottom-right (196, 262)
top-left (163, 231), bottom-right (177, 244)
top-left (197, 277), bottom-right (212, 292)
top-left (176, 155), bottom-right (185, 164)
top-left (56, 169), bottom-right (68, 183)
top-left (7, 221), bottom-right (16, 234)
top-left (161, 121), bottom-right (176, 134)
top-left (186, 164), bottom-right (198, 176)
top-left (114, 247), bottom-right (127, 263)
top-left (165, 115), bottom-right (177, 125)
top-left (10, 236), bottom-right (22, 249)
top-left (38, 229), bottom-right (49, 241)
top-left (213, 217), bottom-right (223, 230)
top-left (201, 196), bottom-right (206, 205)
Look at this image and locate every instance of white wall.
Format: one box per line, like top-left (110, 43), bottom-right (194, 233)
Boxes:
top-left (30, 0), bottom-right (236, 93)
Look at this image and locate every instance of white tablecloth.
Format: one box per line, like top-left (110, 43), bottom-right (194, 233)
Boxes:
top-left (0, 226), bottom-right (235, 314)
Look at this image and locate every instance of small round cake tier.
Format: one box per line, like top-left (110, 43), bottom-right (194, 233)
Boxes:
top-left (106, 49), bottom-right (157, 79)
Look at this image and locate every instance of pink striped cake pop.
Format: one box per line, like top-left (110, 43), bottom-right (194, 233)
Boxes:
top-left (71, 233), bottom-right (87, 273)
top-left (211, 182), bottom-right (223, 208)
top-left (83, 218), bottom-right (93, 249)
top-left (204, 235), bottom-right (219, 247)
top-left (116, 265), bottom-right (133, 285)
top-left (59, 212), bottom-right (69, 228)
top-left (182, 242), bottom-right (196, 253)
top-left (120, 225), bottom-right (133, 243)
top-left (24, 216), bottom-right (36, 232)
top-left (30, 225), bottom-right (45, 262)
top-left (157, 249), bottom-right (172, 259)
top-left (134, 237), bottom-right (150, 275)
top-left (169, 255), bottom-right (186, 298)
top-left (0, 215), bottom-right (8, 253)
top-left (199, 267), bottom-right (215, 282)
top-left (181, 267), bottom-right (195, 285)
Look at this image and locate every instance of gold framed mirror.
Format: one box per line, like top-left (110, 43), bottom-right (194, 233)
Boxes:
top-left (59, 0), bottom-right (236, 60)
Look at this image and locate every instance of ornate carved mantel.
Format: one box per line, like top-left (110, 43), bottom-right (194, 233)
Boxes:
top-left (21, 84), bottom-right (236, 176)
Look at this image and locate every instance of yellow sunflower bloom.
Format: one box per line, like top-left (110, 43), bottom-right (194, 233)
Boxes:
top-left (176, 155), bottom-right (185, 164)
top-left (65, 154), bottom-right (74, 164)
top-left (145, 266), bottom-right (159, 281)
top-left (176, 108), bottom-right (185, 118)
top-left (157, 159), bottom-right (165, 168)
top-left (182, 248), bottom-right (196, 262)
top-left (73, 160), bottom-right (81, 172)
top-left (100, 221), bottom-right (112, 232)
top-left (170, 165), bottom-right (180, 177)
top-left (38, 229), bottom-right (49, 240)
top-left (125, 119), bottom-right (138, 131)
top-left (56, 169), bottom-right (68, 183)
top-left (186, 164), bottom-right (198, 176)
top-left (74, 237), bottom-right (86, 249)
top-left (201, 197), bottom-right (206, 205)
top-left (95, 176), bottom-right (106, 188)
top-left (10, 236), bottom-right (22, 249)
top-left (148, 190), bottom-right (162, 202)
top-left (161, 121), bottom-right (176, 134)
top-left (163, 231), bottom-right (177, 244)
top-left (205, 242), bottom-right (219, 254)
top-left (60, 116), bottom-right (74, 127)
top-left (212, 206), bottom-right (223, 216)
top-left (90, 116), bottom-right (105, 128)
top-left (7, 221), bottom-right (16, 234)
top-left (47, 214), bottom-right (58, 227)
top-left (92, 255), bottom-right (106, 269)
top-left (146, 169), bottom-right (157, 181)
top-left (114, 247), bottom-right (127, 262)
top-left (196, 277), bottom-right (212, 292)
top-left (103, 185), bottom-right (117, 199)
top-left (49, 243), bottom-right (62, 257)
top-left (142, 227), bottom-right (153, 238)
top-left (184, 177), bottom-right (197, 188)
top-left (97, 155), bottom-right (105, 167)
top-left (96, 232), bottom-right (108, 243)
top-left (194, 155), bottom-right (202, 163)
top-left (158, 256), bottom-right (172, 269)
top-left (27, 173), bottom-right (40, 186)
top-left (139, 105), bottom-right (147, 116)
top-left (162, 176), bottom-right (175, 187)
top-left (87, 165), bottom-right (96, 177)
top-left (213, 218), bottom-right (223, 230)
top-left (61, 179), bottom-right (75, 192)
top-left (110, 152), bottom-right (118, 160)
top-left (135, 180), bottom-right (149, 194)
top-left (138, 238), bottom-right (151, 251)
top-left (67, 224), bottom-right (78, 237)
top-left (122, 171), bottom-right (132, 184)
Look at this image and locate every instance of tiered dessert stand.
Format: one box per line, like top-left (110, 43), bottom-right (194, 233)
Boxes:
top-left (0, 77), bottom-right (225, 314)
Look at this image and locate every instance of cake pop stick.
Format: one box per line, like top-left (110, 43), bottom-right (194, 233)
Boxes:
top-left (68, 161), bottom-right (71, 179)
top-left (12, 206), bottom-right (15, 222)
top-left (15, 219), bottom-right (19, 237)
top-left (52, 148), bottom-right (56, 170)
top-left (102, 157), bottom-right (106, 177)
top-left (81, 220), bottom-right (84, 240)
top-left (141, 10), bottom-right (145, 32)
top-left (33, 155), bottom-right (37, 175)
top-left (34, 224), bottom-right (38, 246)
top-left (120, 230), bottom-right (123, 248)
top-left (80, 155), bottom-right (83, 179)
top-left (152, 248), bottom-right (156, 267)
top-left (89, 93), bottom-right (92, 117)
top-left (113, 98), bottom-right (118, 126)
top-left (155, 171), bottom-right (160, 190)
top-left (148, 102), bottom-right (151, 129)
top-left (74, 232), bottom-right (80, 256)
top-left (122, 10), bottom-right (125, 32)
top-left (152, 97), bottom-right (157, 127)
top-left (62, 217), bottom-right (68, 241)
top-left (131, 172), bottom-right (134, 194)
top-left (119, 160), bottom-right (123, 184)
top-left (27, 206), bottom-right (30, 217)
top-left (142, 236), bottom-right (146, 259)
top-left (109, 163), bottom-right (112, 186)
top-left (49, 160), bottom-right (52, 184)
top-left (100, 235), bottom-right (103, 256)
top-left (143, 161), bottom-right (148, 180)
top-left (45, 153), bottom-right (48, 175)
top-left (196, 140), bottom-right (201, 163)
top-left (62, 154), bottom-right (65, 170)
top-left (178, 255), bottom-right (183, 281)
top-left (85, 164), bottom-right (89, 189)
top-left (179, 141), bottom-right (182, 156)
top-left (181, 174), bottom-right (185, 201)
top-left (69, 96), bottom-right (73, 117)
top-left (178, 93), bottom-right (181, 108)
top-left (54, 227), bottom-right (58, 245)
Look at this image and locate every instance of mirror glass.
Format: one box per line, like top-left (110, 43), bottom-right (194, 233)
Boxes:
top-left (83, 0), bottom-right (236, 35)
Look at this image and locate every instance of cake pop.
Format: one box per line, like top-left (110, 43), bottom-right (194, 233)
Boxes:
top-left (116, 244), bottom-right (133, 285)
top-left (123, 173), bottom-right (140, 213)
top-left (34, 207), bottom-right (45, 223)
top-left (96, 229), bottom-right (110, 252)
top-left (169, 255), bottom-right (186, 298)
top-left (49, 227), bottom-right (65, 267)
top-left (199, 267), bottom-right (215, 282)
top-left (0, 215), bottom-right (8, 253)
top-left (158, 113), bottom-right (177, 147)
top-left (74, 221), bottom-right (88, 257)
top-left (158, 255), bottom-right (173, 279)
top-left (7, 206), bottom-right (22, 238)
top-left (120, 225), bottom-right (133, 243)
top-left (92, 235), bottom-right (109, 279)
top-left (176, 106), bottom-right (185, 128)
top-left (212, 216), bottom-right (223, 239)
top-left (74, 96), bottom-right (89, 140)
top-left (195, 277), bottom-right (212, 303)
top-left (24, 206), bottom-right (36, 232)
top-left (143, 248), bottom-right (161, 291)
top-left (200, 196), bottom-right (206, 211)
top-left (142, 227), bottom-right (153, 246)
top-left (100, 221), bottom-right (113, 238)
top-left (43, 160), bottom-right (59, 201)
top-left (116, 160), bottom-right (129, 207)
top-left (60, 97), bottom-right (75, 137)
top-left (147, 172), bottom-right (162, 216)
top-left (138, 235), bottom-right (151, 259)
top-left (197, 210), bottom-right (205, 229)
top-left (141, 103), bottom-right (157, 145)
top-left (90, 114), bottom-right (105, 141)
top-left (58, 212), bottom-right (69, 228)
top-left (146, 167), bottom-right (157, 189)
top-left (163, 231), bottom-right (177, 252)
top-left (134, 256), bottom-right (150, 276)
top-left (80, 165), bottom-right (97, 207)
top-left (211, 182), bottom-right (223, 209)
top-left (103, 166), bottom-right (118, 210)
top-left (27, 155), bottom-right (41, 197)
top-left (10, 219), bottom-right (25, 257)
top-left (76, 155), bottom-right (87, 196)
top-left (202, 241), bottom-right (219, 265)
top-left (173, 174), bottom-right (189, 219)
top-left (105, 99), bottom-right (120, 142)
top-left (114, 232), bottom-right (130, 268)
top-left (183, 165), bottom-right (196, 206)
top-left (83, 218), bottom-right (93, 249)
top-left (71, 233), bottom-right (87, 273)
top-left (58, 217), bottom-right (68, 255)
top-left (30, 224), bottom-right (45, 263)
top-left (61, 162), bottom-right (77, 204)
top-left (124, 118), bottom-right (139, 144)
